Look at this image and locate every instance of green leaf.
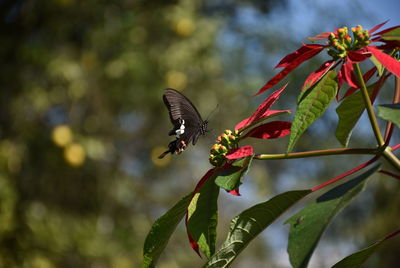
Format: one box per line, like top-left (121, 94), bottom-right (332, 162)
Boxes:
top-left (287, 70), bottom-right (338, 152)
top-left (187, 176), bottom-right (219, 258)
top-left (376, 103), bottom-right (400, 128)
top-left (335, 83), bottom-right (374, 147)
top-left (285, 164), bottom-right (380, 268)
top-left (204, 190), bottom-right (311, 268)
top-left (142, 193), bottom-right (192, 268)
top-left (381, 27), bottom-right (400, 41)
top-left (332, 229), bottom-right (400, 268)
top-left (214, 155), bottom-right (253, 191)
top-left (370, 55), bottom-right (385, 76)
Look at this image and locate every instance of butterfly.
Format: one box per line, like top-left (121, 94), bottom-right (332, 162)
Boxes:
top-left (158, 88), bottom-right (208, 159)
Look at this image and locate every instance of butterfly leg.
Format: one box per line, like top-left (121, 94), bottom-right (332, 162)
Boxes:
top-left (158, 139), bottom-right (179, 159)
top-left (176, 140), bottom-right (187, 154)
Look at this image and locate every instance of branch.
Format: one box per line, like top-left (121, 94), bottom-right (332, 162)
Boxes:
top-left (255, 147), bottom-right (381, 160)
top-left (353, 63), bottom-right (385, 146)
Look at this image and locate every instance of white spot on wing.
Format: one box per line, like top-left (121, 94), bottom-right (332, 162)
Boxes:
top-left (175, 119), bottom-right (185, 138)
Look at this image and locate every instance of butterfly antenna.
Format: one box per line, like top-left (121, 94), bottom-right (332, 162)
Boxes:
top-left (206, 104), bottom-right (219, 122)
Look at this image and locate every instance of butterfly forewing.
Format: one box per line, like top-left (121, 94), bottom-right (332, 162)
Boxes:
top-left (158, 88), bottom-right (208, 159)
top-left (163, 88), bottom-right (206, 145)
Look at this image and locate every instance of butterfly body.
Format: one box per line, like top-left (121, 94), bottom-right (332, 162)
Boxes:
top-left (158, 88), bottom-right (208, 159)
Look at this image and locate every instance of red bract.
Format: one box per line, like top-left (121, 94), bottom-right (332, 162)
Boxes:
top-left (347, 50), bottom-right (369, 62)
top-left (369, 20), bottom-right (389, 34)
top-left (254, 45), bottom-right (324, 95)
top-left (235, 110), bottom-right (291, 130)
top-left (367, 46), bottom-right (400, 78)
top-left (236, 84), bottom-right (288, 130)
top-left (302, 60), bottom-right (336, 91)
top-left (338, 60), bottom-right (358, 89)
top-left (226, 145), bottom-right (254, 160)
top-left (244, 121), bottom-right (291, 139)
top-left (275, 44), bottom-right (325, 68)
top-left (307, 32), bottom-right (331, 41)
top-left (373, 25), bottom-right (400, 36)
top-left (192, 168), bottom-right (215, 193)
top-left (228, 188), bottom-right (241, 196)
top-left (256, 22), bottom-right (400, 101)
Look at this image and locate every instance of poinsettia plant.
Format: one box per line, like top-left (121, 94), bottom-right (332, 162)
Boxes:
top-left (143, 22), bottom-right (400, 268)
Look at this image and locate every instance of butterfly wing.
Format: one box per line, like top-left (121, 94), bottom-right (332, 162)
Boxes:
top-left (163, 88), bottom-right (206, 145)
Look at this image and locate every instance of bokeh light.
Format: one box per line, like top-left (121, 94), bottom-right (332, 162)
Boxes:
top-left (51, 125), bottom-right (73, 147)
top-left (64, 143), bottom-right (86, 167)
top-left (165, 70), bottom-right (188, 90)
top-left (175, 18), bottom-right (196, 36)
top-left (151, 146), bottom-right (171, 167)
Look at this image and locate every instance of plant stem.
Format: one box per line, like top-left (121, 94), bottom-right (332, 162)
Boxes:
top-left (255, 147), bottom-right (381, 160)
top-left (384, 76), bottom-right (400, 142)
top-left (311, 156), bottom-right (378, 192)
top-left (383, 147), bottom-right (400, 172)
top-left (353, 63), bottom-right (385, 146)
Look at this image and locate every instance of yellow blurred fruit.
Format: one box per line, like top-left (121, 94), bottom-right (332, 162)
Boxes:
top-left (64, 143), bottom-right (86, 167)
top-left (52, 125), bottom-right (73, 147)
top-left (165, 71), bottom-right (187, 90)
top-left (175, 18), bottom-right (195, 36)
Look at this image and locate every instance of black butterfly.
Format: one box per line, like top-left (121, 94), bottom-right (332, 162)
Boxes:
top-left (158, 88), bottom-right (208, 159)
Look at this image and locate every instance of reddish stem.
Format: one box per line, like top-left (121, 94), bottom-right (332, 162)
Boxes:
top-left (379, 170), bottom-right (400, 180)
top-left (384, 229), bottom-right (400, 240)
top-left (392, 143), bottom-right (400, 151)
top-left (311, 156), bottom-right (379, 192)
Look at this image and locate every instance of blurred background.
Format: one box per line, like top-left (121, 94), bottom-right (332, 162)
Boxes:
top-left (0, 0), bottom-right (399, 267)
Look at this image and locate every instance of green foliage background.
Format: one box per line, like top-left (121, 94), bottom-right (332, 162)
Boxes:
top-left (0, 0), bottom-right (398, 267)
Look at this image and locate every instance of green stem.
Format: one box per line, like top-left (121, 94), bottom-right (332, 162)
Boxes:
top-left (384, 76), bottom-right (400, 142)
top-left (353, 63), bottom-right (385, 146)
top-left (255, 147), bottom-right (381, 160)
top-left (383, 147), bottom-right (400, 172)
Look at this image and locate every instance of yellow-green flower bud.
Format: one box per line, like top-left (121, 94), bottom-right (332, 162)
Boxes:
top-left (338, 27), bottom-right (348, 39)
top-left (224, 129), bottom-right (233, 136)
top-left (209, 154), bottom-right (226, 167)
top-left (219, 145), bottom-right (228, 154)
top-left (337, 44), bottom-right (345, 52)
top-left (210, 144), bottom-right (220, 154)
top-left (344, 35), bottom-right (352, 45)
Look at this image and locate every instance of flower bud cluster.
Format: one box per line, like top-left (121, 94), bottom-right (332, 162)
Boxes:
top-left (351, 25), bottom-right (370, 46)
top-left (327, 25), bottom-right (371, 59)
top-left (209, 129), bottom-right (240, 167)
